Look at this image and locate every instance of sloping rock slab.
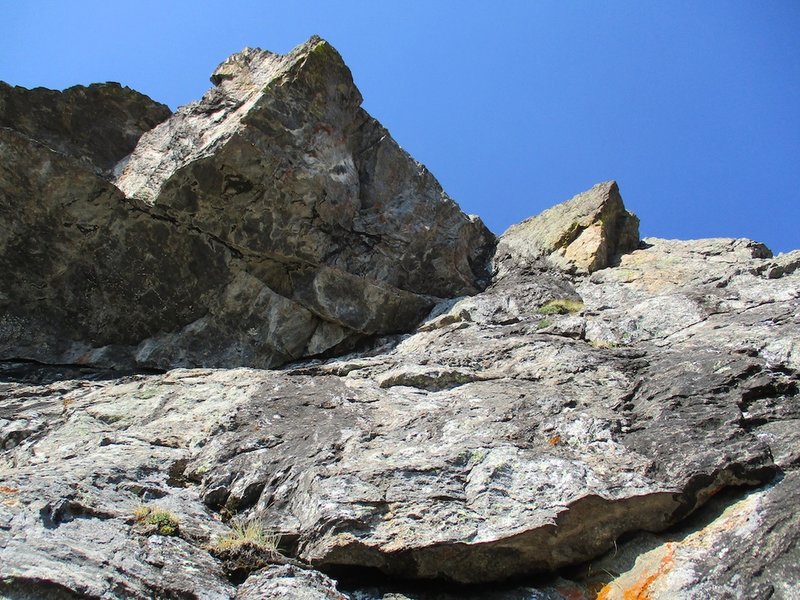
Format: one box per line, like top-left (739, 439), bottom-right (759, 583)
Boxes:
top-left (0, 80), bottom-right (171, 175)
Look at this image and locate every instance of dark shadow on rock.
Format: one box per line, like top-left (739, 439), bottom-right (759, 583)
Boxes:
top-left (0, 359), bottom-right (165, 385)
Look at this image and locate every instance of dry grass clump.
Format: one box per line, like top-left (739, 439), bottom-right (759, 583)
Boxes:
top-left (208, 518), bottom-right (285, 579)
top-left (212, 518), bottom-right (280, 554)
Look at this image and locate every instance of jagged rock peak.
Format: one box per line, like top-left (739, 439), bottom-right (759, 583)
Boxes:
top-left (210, 46), bottom-right (277, 86)
top-left (0, 37), bottom-right (494, 371)
top-left (497, 180), bottom-right (640, 274)
top-left (208, 37), bottom-right (339, 91)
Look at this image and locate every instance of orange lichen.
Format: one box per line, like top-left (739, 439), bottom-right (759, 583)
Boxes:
top-left (548, 435), bottom-right (562, 446)
top-left (596, 546), bottom-right (674, 600)
top-left (0, 486), bottom-right (19, 494)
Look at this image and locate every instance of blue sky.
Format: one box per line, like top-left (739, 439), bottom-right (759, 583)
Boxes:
top-left (3, 1), bottom-right (799, 252)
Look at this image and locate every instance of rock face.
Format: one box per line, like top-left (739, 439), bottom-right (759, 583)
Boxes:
top-left (0, 37), bottom-right (493, 370)
top-left (2, 38), bottom-right (799, 600)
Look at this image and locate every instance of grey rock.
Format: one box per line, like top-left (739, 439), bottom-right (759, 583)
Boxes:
top-left (2, 176), bottom-right (798, 597)
top-left (235, 565), bottom-right (346, 599)
top-left (114, 38), bottom-right (493, 302)
top-left (0, 80), bottom-right (171, 176)
top-left (0, 37), bottom-right (493, 370)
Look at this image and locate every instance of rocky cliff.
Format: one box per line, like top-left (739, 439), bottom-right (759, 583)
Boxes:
top-left (0, 36), bottom-right (492, 371)
top-left (1, 38), bottom-right (798, 600)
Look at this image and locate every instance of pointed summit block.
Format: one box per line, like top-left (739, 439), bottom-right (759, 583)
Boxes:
top-left (115, 37), bottom-right (492, 299)
top-left (497, 181), bottom-right (640, 274)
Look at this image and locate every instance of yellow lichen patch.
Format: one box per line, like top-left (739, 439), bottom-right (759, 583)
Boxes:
top-left (596, 545), bottom-right (675, 600)
top-left (538, 298), bottom-right (584, 315)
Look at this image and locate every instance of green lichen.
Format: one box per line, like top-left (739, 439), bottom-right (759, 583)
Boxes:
top-left (134, 505), bottom-right (180, 536)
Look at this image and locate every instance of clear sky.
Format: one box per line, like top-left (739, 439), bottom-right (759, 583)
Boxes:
top-left (3, 1), bottom-right (799, 252)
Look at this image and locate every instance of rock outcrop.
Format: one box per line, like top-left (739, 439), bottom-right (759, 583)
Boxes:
top-left (1, 37), bottom-right (799, 600)
top-left (496, 180), bottom-right (640, 274)
top-left (0, 37), bottom-right (493, 371)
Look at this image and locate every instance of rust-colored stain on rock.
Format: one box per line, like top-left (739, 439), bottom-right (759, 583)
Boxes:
top-left (596, 546), bottom-right (674, 600)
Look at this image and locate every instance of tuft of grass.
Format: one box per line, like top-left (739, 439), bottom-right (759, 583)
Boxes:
top-left (134, 505), bottom-right (180, 536)
top-left (212, 518), bottom-right (280, 554)
top-left (537, 298), bottom-right (584, 315)
top-left (536, 318), bottom-right (553, 330)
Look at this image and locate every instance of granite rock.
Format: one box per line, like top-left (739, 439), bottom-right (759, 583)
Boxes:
top-left (496, 181), bottom-right (640, 275)
top-left (0, 38), bottom-right (493, 370)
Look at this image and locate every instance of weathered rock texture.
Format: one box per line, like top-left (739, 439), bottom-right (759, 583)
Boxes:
top-left (0, 37), bottom-right (493, 371)
top-left (2, 38), bottom-right (799, 600)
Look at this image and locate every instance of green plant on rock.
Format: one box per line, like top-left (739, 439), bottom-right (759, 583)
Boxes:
top-left (134, 505), bottom-right (180, 536)
top-left (536, 318), bottom-right (553, 330)
top-left (537, 298), bottom-right (584, 315)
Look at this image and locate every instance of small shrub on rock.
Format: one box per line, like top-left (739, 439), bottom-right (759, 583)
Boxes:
top-left (133, 505), bottom-right (180, 536)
